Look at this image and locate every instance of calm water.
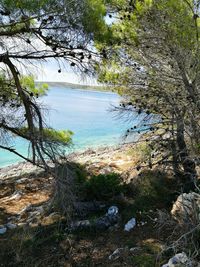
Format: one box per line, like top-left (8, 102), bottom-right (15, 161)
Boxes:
top-left (0, 85), bottom-right (139, 167)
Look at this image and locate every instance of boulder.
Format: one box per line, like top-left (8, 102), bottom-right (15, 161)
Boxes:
top-left (95, 206), bottom-right (120, 230)
top-left (162, 252), bottom-right (193, 267)
top-left (171, 193), bottom-right (200, 224)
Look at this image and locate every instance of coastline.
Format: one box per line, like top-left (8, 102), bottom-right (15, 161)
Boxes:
top-left (36, 81), bottom-right (113, 93)
top-left (0, 143), bottom-right (134, 178)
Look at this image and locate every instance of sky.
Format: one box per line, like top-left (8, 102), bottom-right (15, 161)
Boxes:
top-left (32, 59), bottom-right (99, 85)
top-left (34, 15), bottom-right (114, 85)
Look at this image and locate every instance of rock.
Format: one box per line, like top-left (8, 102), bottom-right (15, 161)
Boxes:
top-left (162, 252), bottom-right (193, 267)
top-left (6, 223), bottom-right (17, 229)
top-left (95, 206), bottom-right (120, 230)
top-left (17, 222), bottom-right (27, 228)
top-left (107, 206), bottom-right (118, 216)
top-left (129, 247), bottom-right (140, 253)
top-left (108, 247), bottom-right (128, 261)
top-left (171, 193), bottom-right (200, 224)
top-left (0, 226), bottom-right (7, 234)
top-left (70, 220), bottom-right (91, 230)
top-left (124, 218), bottom-right (136, 231)
top-left (9, 190), bottom-right (23, 200)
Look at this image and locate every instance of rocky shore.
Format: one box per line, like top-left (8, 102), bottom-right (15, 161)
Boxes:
top-left (0, 143), bottom-right (136, 179)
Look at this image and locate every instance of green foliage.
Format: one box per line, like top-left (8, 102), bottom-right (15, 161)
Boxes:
top-left (2, 0), bottom-right (50, 11)
top-left (132, 170), bottom-right (176, 211)
top-left (20, 76), bottom-right (48, 96)
top-left (19, 127), bottom-right (73, 145)
top-left (132, 254), bottom-right (155, 267)
top-left (84, 173), bottom-right (123, 201)
top-left (42, 129), bottom-right (73, 144)
top-left (74, 163), bottom-right (88, 184)
top-left (83, 0), bottom-right (108, 41)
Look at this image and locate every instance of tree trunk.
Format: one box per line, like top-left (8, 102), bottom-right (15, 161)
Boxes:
top-left (170, 139), bottom-right (181, 177)
top-left (176, 116), bottom-right (197, 192)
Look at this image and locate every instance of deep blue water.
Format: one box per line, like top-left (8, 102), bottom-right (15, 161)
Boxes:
top-left (0, 85), bottom-right (139, 167)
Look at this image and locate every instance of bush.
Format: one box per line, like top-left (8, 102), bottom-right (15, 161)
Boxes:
top-left (133, 170), bottom-right (176, 211)
top-left (84, 173), bottom-right (123, 201)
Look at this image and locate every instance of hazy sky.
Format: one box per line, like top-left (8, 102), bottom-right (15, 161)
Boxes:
top-left (35, 15), bottom-right (114, 85)
top-left (34, 59), bottom-right (98, 85)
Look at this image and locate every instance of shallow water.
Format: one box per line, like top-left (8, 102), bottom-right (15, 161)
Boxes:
top-left (0, 85), bottom-right (139, 167)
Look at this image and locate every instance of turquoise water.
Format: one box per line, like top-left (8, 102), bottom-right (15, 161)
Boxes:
top-left (0, 85), bottom-right (139, 167)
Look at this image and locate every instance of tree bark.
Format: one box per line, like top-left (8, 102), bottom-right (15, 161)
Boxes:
top-left (176, 115), bottom-right (197, 192)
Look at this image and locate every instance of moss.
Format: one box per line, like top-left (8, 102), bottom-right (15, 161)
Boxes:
top-left (132, 254), bottom-right (155, 267)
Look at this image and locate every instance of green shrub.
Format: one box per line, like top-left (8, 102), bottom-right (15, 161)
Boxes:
top-left (132, 254), bottom-right (155, 267)
top-left (84, 173), bottom-right (123, 201)
top-left (132, 170), bottom-right (176, 211)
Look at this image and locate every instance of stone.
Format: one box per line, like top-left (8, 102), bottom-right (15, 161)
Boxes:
top-left (6, 223), bottom-right (17, 229)
top-left (107, 206), bottom-right (118, 216)
top-left (9, 190), bottom-right (23, 200)
top-left (162, 252), bottom-right (193, 267)
top-left (95, 206), bottom-right (120, 230)
top-left (70, 220), bottom-right (91, 230)
top-left (17, 222), bottom-right (27, 227)
top-left (108, 247), bottom-right (128, 260)
top-left (129, 247), bottom-right (140, 253)
top-left (124, 218), bottom-right (136, 231)
top-left (0, 227), bottom-right (7, 234)
top-left (171, 193), bottom-right (200, 224)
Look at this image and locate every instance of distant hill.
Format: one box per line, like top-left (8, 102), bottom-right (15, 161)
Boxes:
top-left (36, 81), bottom-right (113, 92)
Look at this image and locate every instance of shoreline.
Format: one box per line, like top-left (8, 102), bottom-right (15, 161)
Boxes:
top-left (36, 81), bottom-right (113, 93)
top-left (0, 143), bottom-right (134, 176)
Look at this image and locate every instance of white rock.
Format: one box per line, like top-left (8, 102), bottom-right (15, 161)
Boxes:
top-left (109, 248), bottom-right (126, 260)
top-left (0, 227), bottom-right (7, 234)
top-left (171, 193), bottom-right (200, 224)
top-left (17, 223), bottom-right (27, 227)
top-left (162, 252), bottom-right (193, 267)
top-left (124, 218), bottom-right (136, 231)
top-left (9, 190), bottom-right (23, 200)
top-left (107, 206), bottom-right (119, 216)
top-left (6, 223), bottom-right (17, 229)
top-left (130, 247), bottom-right (140, 252)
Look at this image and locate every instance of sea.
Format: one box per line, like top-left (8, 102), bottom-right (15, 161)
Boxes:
top-left (0, 84), bottom-right (142, 167)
